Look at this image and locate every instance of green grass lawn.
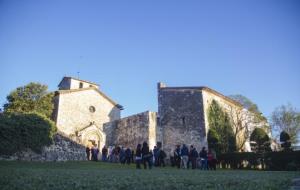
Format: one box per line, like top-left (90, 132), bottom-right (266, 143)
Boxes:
top-left (0, 161), bottom-right (299, 190)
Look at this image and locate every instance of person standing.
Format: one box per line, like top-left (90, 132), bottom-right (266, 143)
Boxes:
top-left (91, 145), bottom-right (95, 161)
top-left (86, 146), bottom-right (91, 161)
top-left (93, 144), bottom-right (99, 161)
top-left (101, 146), bottom-right (108, 162)
top-left (174, 145), bottom-right (181, 169)
top-left (115, 146), bottom-right (121, 163)
top-left (153, 146), bottom-right (159, 167)
top-left (190, 146), bottom-right (198, 169)
top-left (142, 142), bottom-right (152, 169)
top-left (131, 150), bottom-right (135, 163)
top-left (208, 149), bottom-right (217, 170)
top-left (120, 147), bottom-right (126, 164)
top-left (158, 149), bottom-right (166, 167)
top-left (181, 144), bottom-right (189, 169)
top-left (199, 147), bottom-right (208, 170)
top-left (125, 148), bottom-right (132, 165)
top-left (135, 144), bottom-right (142, 169)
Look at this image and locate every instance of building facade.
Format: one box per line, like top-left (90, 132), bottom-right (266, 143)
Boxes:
top-left (53, 77), bottom-right (260, 154)
top-left (53, 77), bottom-right (123, 150)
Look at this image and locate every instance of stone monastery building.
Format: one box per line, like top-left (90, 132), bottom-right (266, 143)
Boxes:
top-left (53, 77), bottom-right (256, 154)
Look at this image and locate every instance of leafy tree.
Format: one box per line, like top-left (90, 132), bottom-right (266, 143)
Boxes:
top-left (271, 104), bottom-right (300, 144)
top-left (3, 83), bottom-right (54, 119)
top-left (280, 131), bottom-right (292, 151)
top-left (208, 100), bottom-right (236, 154)
top-left (250, 128), bottom-right (271, 153)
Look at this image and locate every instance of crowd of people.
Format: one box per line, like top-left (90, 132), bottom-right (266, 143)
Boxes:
top-left (85, 144), bottom-right (99, 161)
top-left (170, 145), bottom-right (217, 170)
top-left (86, 142), bottom-right (217, 170)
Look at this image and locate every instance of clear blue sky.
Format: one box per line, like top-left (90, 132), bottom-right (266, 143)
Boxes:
top-left (0, 0), bottom-right (299, 119)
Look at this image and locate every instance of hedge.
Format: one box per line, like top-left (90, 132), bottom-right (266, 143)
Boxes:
top-left (218, 151), bottom-right (300, 171)
top-left (0, 112), bottom-right (57, 155)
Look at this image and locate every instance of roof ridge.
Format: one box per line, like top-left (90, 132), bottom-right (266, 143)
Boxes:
top-left (160, 86), bottom-right (243, 108)
top-left (59, 76), bottom-right (99, 87)
top-left (56, 87), bottom-right (123, 109)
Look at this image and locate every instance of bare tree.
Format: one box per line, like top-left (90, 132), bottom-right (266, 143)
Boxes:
top-left (271, 104), bottom-right (300, 144)
top-left (227, 105), bottom-right (267, 151)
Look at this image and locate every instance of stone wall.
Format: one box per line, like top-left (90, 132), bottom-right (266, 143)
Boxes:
top-left (54, 88), bottom-right (120, 137)
top-left (0, 133), bottom-right (86, 161)
top-left (158, 86), bottom-right (206, 154)
top-left (103, 111), bottom-right (157, 150)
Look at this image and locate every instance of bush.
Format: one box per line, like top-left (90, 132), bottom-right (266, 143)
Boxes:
top-left (265, 151), bottom-right (300, 171)
top-left (218, 152), bottom-right (261, 169)
top-left (250, 128), bottom-right (271, 153)
top-left (280, 131), bottom-right (292, 151)
top-left (0, 112), bottom-right (57, 155)
top-left (280, 131), bottom-right (291, 142)
top-left (218, 151), bottom-right (300, 171)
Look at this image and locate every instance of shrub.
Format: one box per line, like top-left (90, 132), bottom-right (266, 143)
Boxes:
top-left (280, 131), bottom-right (292, 151)
top-left (218, 152), bottom-right (260, 169)
top-left (0, 112), bottom-right (56, 155)
top-left (218, 151), bottom-right (300, 171)
top-left (265, 151), bottom-right (300, 171)
top-left (250, 128), bottom-right (271, 153)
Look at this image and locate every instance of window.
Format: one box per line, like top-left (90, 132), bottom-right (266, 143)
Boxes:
top-left (89, 106), bottom-right (96, 113)
top-left (79, 82), bottom-right (83, 88)
top-left (182, 117), bottom-right (186, 125)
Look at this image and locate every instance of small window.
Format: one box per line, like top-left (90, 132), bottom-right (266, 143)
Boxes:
top-left (89, 106), bottom-right (96, 113)
top-left (89, 85), bottom-right (93, 87)
top-left (79, 82), bottom-right (83, 88)
top-left (182, 117), bottom-right (186, 125)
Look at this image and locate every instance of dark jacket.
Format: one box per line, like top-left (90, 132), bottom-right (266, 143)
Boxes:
top-left (181, 146), bottom-right (189, 156)
top-left (125, 148), bottom-right (131, 158)
top-left (102, 147), bottom-right (108, 155)
top-left (142, 146), bottom-right (150, 156)
top-left (199, 150), bottom-right (207, 159)
top-left (136, 148), bottom-right (142, 157)
top-left (174, 147), bottom-right (181, 157)
top-left (191, 148), bottom-right (198, 158)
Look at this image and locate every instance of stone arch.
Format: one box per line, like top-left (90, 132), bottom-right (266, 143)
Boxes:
top-left (81, 125), bottom-right (106, 150)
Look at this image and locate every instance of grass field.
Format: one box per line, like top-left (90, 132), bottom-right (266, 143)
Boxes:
top-left (0, 161), bottom-right (299, 190)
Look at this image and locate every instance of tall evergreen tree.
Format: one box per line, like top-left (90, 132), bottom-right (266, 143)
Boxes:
top-left (208, 100), bottom-right (236, 154)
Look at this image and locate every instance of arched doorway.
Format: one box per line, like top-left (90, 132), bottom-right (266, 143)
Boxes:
top-left (83, 131), bottom-right (102, 149)
top-left (77, 124), bottom-right (106, 160)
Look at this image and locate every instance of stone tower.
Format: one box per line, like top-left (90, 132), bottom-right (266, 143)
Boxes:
top-left (157, 83), bottom-right (249, 153)
top-left (157, 83), bottom-right (206, 153)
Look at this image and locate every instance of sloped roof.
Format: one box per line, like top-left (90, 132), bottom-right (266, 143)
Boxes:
top-left (58, 76), bottom-right (99, 87)
top-left (55, 87), bottom-right (123, 110)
